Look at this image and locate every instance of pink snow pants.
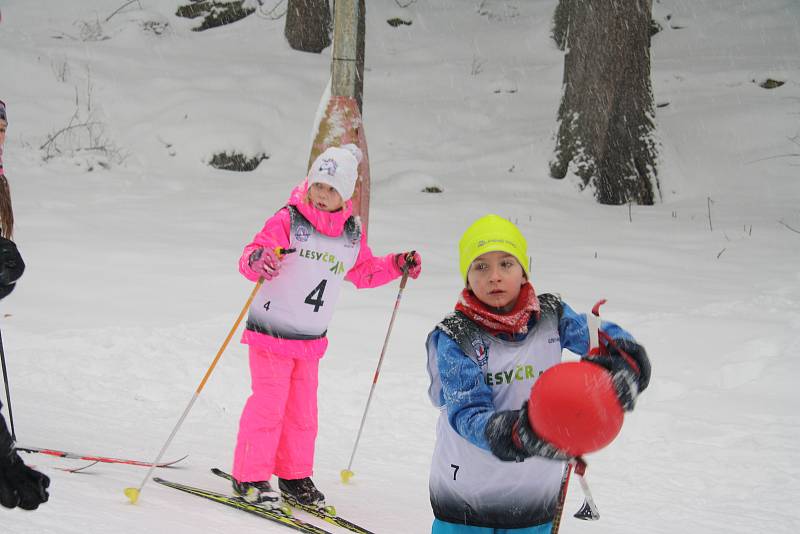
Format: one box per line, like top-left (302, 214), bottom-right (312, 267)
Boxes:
top-left (232, 345), bottom-right (319, 482)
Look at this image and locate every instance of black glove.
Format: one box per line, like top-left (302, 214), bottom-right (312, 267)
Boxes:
top-left (0, 237), bottom-right (25, 300)
top-left (485, 402), bottom-right (569, 462)
top-left (584, 338), bottom-right (651, 411)
top-left (0, 451), bottom-right (50, 510)
top-left (0, 409), bottom-right (49, 510)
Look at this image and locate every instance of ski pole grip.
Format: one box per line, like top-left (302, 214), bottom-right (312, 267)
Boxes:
top-left (396, 250), bottom-right (416, 289)
top-left (403, 250), bottom-right (416, 272)
top-left (274, 247), bottom-right (296, 258)
top-left (587, 299), bottom-right (607, 355)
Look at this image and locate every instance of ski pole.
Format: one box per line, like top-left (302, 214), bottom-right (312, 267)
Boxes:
top-left (0, 327), bottom-right (16, 440)
top-left (340, 252), bottom-right (415, 484)
top-left (550, 461), bottom-right (573, 534)
top-left (572, 457), bottom-right (600, 520)
top-left (124, 248), bottom-right (294, 504)
top-left (569, 300), bottom-right (606, 521)
top-left (551, 299), bottom-right (606, 532)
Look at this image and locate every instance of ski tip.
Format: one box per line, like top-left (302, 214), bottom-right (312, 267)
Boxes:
top-left (57, 460), bottom-right (101, 474)
top-left (124, 487), bottom-right (140, 504)
top-left (340, 469), bottom-right (354, 484)
top-left (161, 454), bottom-right (190, 467)
top-left (210, 467), bottom-right (230, 480)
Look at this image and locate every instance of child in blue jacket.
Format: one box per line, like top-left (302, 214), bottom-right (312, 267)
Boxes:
top-left (425, 214), bottom-right (651, 534)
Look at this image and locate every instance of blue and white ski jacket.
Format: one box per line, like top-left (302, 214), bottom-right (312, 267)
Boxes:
top-left (425, 294), bottom-right (633, 529)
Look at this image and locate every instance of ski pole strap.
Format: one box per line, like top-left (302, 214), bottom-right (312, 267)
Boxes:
top-left (590, 299), bottom-right (607, 317)
top-left (596, 331), bottom-right (641, 375)
top-left (573, 457), bottom-right (587, 476)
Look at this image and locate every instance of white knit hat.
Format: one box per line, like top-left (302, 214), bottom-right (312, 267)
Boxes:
top-left (308, 144), bottom-right (362, 201)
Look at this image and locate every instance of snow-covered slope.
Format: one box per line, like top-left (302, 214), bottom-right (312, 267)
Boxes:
top-left (0, 0), bottom-right (798, 532)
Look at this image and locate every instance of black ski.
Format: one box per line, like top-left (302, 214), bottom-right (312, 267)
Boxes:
top-left (154, 476), bottom-right (333, 534)
top-left (211, 467), bottom-right (376, 534)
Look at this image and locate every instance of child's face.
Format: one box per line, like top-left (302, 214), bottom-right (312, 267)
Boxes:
top-left (308, 182), bottom-right (344, 212)
top-left (0, 121), bottom-right (6, 146)
top-left (467, 251), bottom-right (526, 312)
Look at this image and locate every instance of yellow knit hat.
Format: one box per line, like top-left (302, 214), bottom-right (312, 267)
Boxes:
top-left (459, 214), bottom-right (529, 282)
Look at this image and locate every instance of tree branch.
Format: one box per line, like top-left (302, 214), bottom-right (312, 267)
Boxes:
top-left (744, 153), bottom-right (800, 165)
top-left (40, 120), bottom-right (101, 151)
top-left (106, 0), bottom-right (143, 22)
top-left (256, 0), bottom-right (286, 20)
top-left (778, 220), bottom-right (800, 234)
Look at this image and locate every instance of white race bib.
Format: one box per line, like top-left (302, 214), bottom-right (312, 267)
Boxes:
top-left (246, 208), bottom-right (361, 339)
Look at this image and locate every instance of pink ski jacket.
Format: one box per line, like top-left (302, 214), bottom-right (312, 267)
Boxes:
top-left (239, 180), bottom-right (404, 358)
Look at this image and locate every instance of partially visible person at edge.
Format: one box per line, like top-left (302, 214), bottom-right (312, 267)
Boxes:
top-left (0, 99), bottom-right (13, 241)
top-left (0, 98), bottom-right (51, 510)
top-left (425, 214), bottom-right (651, 533)
top-left (231, 143), bottom-right (422, 509)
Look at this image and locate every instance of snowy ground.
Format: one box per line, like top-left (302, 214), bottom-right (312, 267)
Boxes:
top-left (0, 0), bottom-right (799, 532)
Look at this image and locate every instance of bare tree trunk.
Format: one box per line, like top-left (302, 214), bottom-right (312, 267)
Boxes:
top-left (285, 0), bottom-right (332, 53)
top-left (551, 0), bottom-right (572, 51)
top-left (355, 0), bottom-right (365, 112)
top-left (550, 0), bottom-right (659, 205)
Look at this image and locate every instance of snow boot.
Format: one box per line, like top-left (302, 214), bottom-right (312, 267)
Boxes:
top-left (232, 478), bottom-right (281, 508)
top-left (278, 477), bottom-right (325, 507)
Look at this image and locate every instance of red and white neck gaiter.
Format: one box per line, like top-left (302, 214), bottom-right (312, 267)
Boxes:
top-left (455, 282), bottom-right (541, 337)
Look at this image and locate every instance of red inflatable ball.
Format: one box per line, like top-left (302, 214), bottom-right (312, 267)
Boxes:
top-left (528, 361), bottom-right (624, 456)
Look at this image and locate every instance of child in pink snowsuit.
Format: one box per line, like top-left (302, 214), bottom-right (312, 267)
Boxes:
top-left (232, 144), bottom-right (421, 508)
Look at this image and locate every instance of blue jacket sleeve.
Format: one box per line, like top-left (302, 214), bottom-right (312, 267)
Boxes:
top-left (559, 301), bottom-right (635, 355)
top-left (434, 330), bottom-right (495, 452)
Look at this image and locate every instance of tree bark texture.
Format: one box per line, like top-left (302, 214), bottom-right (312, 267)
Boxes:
top-left (355, 0), bottom-right (366, 112)
top-left (310, 0), bottom-right (370, 233)
top-left (285, 0), bottom-right (332, 54)
top-left (550, 0), bottom-right (659, 205)
top-left (551, 0), bottom-right (572, 51)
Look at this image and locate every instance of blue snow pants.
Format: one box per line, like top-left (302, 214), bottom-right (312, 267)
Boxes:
top-left (431, 519), bottom-right (553, 534)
